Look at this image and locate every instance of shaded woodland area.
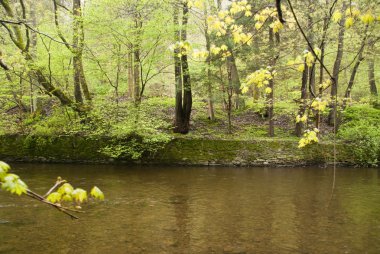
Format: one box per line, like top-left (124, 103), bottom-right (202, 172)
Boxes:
top-left (0, 0), bottom-right (379, 165)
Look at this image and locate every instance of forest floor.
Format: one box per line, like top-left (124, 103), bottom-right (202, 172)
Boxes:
top-left (0, 95), bottom-right (374, 140)
top-left (0, 96), bottom-right (379, 166)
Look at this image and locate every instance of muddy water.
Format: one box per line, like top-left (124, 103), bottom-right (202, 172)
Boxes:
top-left (0, 164), bottom-right (380, 253)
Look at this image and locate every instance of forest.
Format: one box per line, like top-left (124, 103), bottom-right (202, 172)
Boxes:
top-left (0, 0), bottom-right (379, 166)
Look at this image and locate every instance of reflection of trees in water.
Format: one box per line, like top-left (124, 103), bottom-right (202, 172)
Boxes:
top-left (169, 183), bottom-right (190, 252)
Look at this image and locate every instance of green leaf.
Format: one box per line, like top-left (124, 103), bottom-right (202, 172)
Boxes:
top-left (90, 186), bottom-right (105, 201)
top-left (0, 162), bottom-right (10, 181)
top-left (72, 188), bottom-right (87, 203)
top-left (61, 194), bottom-right (73, 202)
top-left (46, 192), bottom-right (62, 203)
top-left (1, 173), bottom-right (28, 196)
top-left (57, 183), bottom-right (74, 195)
top-left (0, 161), bottom-right (10, 172)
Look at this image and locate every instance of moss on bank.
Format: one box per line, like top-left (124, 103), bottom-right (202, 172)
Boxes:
top-left (0, 134), bottom-right (367, 167)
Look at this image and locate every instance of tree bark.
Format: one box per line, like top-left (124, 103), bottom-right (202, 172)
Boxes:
top-left (368, 39), bottom-right (378, 97)
top-left (204, 6), bottom-right (215, 121)
top-left (295, 63), bottom-right (309, 137)
top-left (343, 27), bottom-right (368, 105)
top-left (226, 52), bottom-right (243, 109)
top-left (173, 1), bottom-right (192, 134)
top-left (267, 27), bottom-right (275, 137)
top-left (73, 0), bottom-right (91, 102)
top-left (368, 58), bottom-right (378, 97)
top-left (127, 50), bottom-right (134, 97)
top-left (328, 5), bottom-right (346, 125)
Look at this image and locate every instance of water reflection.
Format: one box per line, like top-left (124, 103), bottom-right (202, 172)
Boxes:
top-left (0, 164), bottom-right (380, 253)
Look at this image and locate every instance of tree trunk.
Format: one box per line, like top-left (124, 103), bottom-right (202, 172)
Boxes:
top-left (227, 52), bottom-right (243, 109)
top-left (73, 55), bottom-right (83, 104)
top-left (343, 26), bottom-right (369, 109)
top-left (29, 1), bottom-right (38, 113)
top-left (173, 3), bottom-right (183, 133)
top-left (173, 1), bottom-right (192, 134)
top-left (133, 47), bottom-right (141, 104)
top-left (127, 50), bottom-right (134, 98)
top-left (72, 0), bottom-right (91, 104)
top-left (368, 39), bottom-right (378, 97)
top-left (368, 58), bottom-right (378, 97)
top-left (204, 6), bottom-right (214, 121)
top-left (328, 6), bottom-right (346, 125)
top-left (267, 27), bottom-right (276, 137)
top-left (295, 63), bottom-right (309, 137)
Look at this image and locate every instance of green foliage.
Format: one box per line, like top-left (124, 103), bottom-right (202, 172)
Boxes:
top-left (0, 162), bottom-right (27, 196)
top-left (338, 106), bottom-right (380, 167)
top-left (90, 186), bottom-right (105, 201)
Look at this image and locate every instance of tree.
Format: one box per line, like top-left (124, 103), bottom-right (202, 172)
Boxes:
top-left (173, 0), bottom-right (192, 134)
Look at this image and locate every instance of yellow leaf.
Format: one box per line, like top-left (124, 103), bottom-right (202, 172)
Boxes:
top-left (332, 11), bottom-right (342, 23)
top-left (46, 192), bottom-right (62, 204)
top-left (58, 183), bottom-right (74, 195)
top-left (297, 64), bottom-right (305, 72)
top-left (361, 12), bottom-right (375, 25)
top-left (90, 186), bottom-right (105, 201)
top-left (345, 17), bottom-right (354, 28)
top-left (72, 188), bottom-right (87, 203)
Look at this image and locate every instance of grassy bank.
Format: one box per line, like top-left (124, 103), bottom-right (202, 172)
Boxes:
top-left (0, 97), bottom-right (379, 167)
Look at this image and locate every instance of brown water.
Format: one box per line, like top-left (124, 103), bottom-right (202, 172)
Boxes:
top-left (0, 164), bottom-right (380, 254)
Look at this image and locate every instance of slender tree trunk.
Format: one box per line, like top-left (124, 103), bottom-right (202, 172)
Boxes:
top-left (73, 56), bottom-right (83, 104)
top-left (204, 6), bottom-right (214, 121)
top-left (368, 58), bottom-right (378, 96)
top-left (173, 2), bottom-right (192, 134)
top-left (328, 6), bottom-right (346, 125)
top-left (133, 47), bottom-right (141, 103)
top-left (127, 49), bottom-right (134, 97)
top-left (29, 1), bottom-right (37, 113)
top-left (267, 27), bottom-right (276, 137)
top-left (227, 52), bottom-right (243, 109)
top-left (343, 28), bottom-right (368, 106)
top-left (226, 64), bottom-right (233, 134)
top-left (173, 3), bottom-right (184, 133)
top-left (180, 2), bottom-right (192, 133)
top-left (295, 63), bottom-right (309, 137)
top-left (132, 15), bottom-right (142, 104)
top-left (368, 39), bottom-right (378, 97)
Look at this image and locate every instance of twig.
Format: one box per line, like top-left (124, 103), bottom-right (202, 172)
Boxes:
top-left (43, 179), bottom-right (66, 198)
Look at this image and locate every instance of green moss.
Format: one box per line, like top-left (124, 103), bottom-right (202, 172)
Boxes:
top-left (0, 134), bottom-right (373, 167)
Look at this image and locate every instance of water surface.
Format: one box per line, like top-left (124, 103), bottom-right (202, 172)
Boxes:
top-left (0, 164), bottom-right (380, 253)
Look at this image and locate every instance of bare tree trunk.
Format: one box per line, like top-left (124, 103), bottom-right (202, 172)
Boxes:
top-left (29, 1), bottom-right (38, 113)
top-left (173, 3), bottom-right (183, 133)
top-left (132, 15), bottom-right (142, 104)
top-left (226, 64), bottom-right (233, 134)
top-left (368, 39), bottom-right (378, 97)
top-left (226, 52), bottom-right (243, 109)
top-left (295, 63), bottom-right (309, 137)
top-left (328, 5), bottom-right (346, 125)
top-left (72, 0), bottom-right (90, 103)
top-left (133, 46), bottom-right (141, 104)
top-left (267, 27), bottom-right (276, 137)
top-left (204, 6), bottom-right (214, 121)
top-left (368, 58), bottom-right (378, 96)
top-left (127, 49), bottom-right (134, 97)
top-left (173, 1), bottom-right (192, 134)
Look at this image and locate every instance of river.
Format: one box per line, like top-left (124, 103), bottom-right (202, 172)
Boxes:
top-left (0, 164), bottom-right (379, 253)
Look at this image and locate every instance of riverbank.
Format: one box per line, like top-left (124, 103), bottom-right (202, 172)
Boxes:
top-left (0, 134), bottom-right (361, 167)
